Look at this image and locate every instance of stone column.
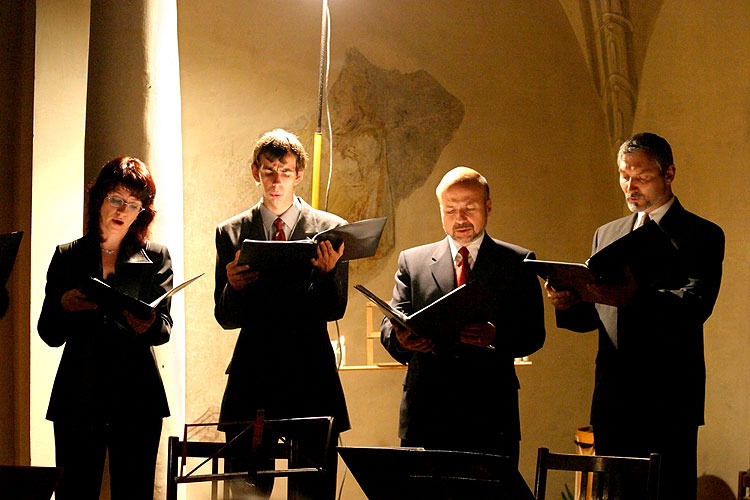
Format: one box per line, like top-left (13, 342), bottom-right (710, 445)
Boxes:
top-left (585, 0), bottom-right (638, 151)
top-left (84, 1), bottom-right (185, 498)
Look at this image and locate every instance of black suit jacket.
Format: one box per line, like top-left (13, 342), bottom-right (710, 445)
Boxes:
top-left (380, 234), bottom-right (545, 447)
top-left (214, 198), bottom-right (350, 432)
top-left (38, 233), bottom-right (173, 422)
top-left (557, 199), bottom-right (724, 427)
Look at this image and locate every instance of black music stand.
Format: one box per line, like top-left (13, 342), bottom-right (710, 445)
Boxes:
top-left (338, 446), bottom-right (535, 500)
top-left (168, 412), bottom-right (333, 500)
top-left (0, 465), bottom-right (63, 500)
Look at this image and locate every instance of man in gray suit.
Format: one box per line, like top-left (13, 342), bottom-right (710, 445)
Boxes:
top-left (546, 133), bottom-right (724, 500)
top-left (214, 129), bottom-right (349, 500)
top-left (380, 166), bottom-right (546, 466)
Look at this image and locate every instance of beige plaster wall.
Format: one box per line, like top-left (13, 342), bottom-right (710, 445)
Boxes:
top-left (0, 0), bottom-right (745, 498)
top-left (632, 0), bottom-right (750, 488)
top-left (178, 1), bottom-right (612, 496)
top-left (29, 0), bottom-right (91, 467)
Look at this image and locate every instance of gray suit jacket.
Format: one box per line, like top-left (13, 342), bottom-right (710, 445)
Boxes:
top-left (214, 198), bottom-right (350, 432)
top-left (380, 233), bottom-right (545, 448)
top-left (557, 199), bottom-right (724, 427)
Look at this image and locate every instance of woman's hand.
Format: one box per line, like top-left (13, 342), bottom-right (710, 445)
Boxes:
top-left (61, 289), bottom-right (98, 311)
top-left (123, 310), bottom-right (156, 334)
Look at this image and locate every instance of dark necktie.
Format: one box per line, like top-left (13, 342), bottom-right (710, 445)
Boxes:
top-left (273, 217), bottom-right (286, 241)
top-left (638, 213), bottom-right (651, 228)
top-left (455, 246), bottom-right (470, 287)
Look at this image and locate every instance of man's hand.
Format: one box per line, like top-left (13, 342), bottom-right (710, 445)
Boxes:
top-left (544, 281), bottom-right (581, 310)
top-left (459, 322), bottom-right (496, 347)
top-left (394, 322), bottom-right (434, 352)
top-left (61, 289), bottom-right (98, 311)
top-left (311, 240), bottom-right (344, 274)
top-left (226, 250), bottom-right (259, 291)
top-left (123, 310), bottom-right (156, 334)
top-left (585, 266), bottom-right (637, 307)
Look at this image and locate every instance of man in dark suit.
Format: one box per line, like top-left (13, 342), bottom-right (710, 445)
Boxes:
top-left (546, 133), bottom-right (724, 500)
top-left (214, 129), bottom-right (349, 500)
top-left (380, 166), bottom-right (546, 466)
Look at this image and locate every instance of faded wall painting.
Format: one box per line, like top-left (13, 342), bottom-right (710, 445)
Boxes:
top-left (298, 48), bottom-right (464, 270)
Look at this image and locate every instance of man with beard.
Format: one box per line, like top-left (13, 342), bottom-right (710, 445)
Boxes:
top-left (380, 166), bottom-right (545, 466)
top-left (545, 132), bottom-right (724, 499)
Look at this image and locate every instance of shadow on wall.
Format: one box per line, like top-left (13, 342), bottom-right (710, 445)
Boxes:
top-left (697, 474), bottom-right (734, 500)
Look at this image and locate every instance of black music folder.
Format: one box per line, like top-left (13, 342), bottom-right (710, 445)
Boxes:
top-left (1, 231), bottom-right (23, 287)
top-left (83, 273), bottom-right (203, 318)
top-left (524, 220), bottom-right (676, 301)
top-left (237, 216), bottom-right (387, 270)
top-left (522, 259), bottom-right (599, 302)
top-left (338, 446), bottom-right (535, 500)
top-left (354, 281), bottom-right (493, 344)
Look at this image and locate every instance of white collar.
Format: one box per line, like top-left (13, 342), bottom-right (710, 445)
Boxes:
top-left (259, 196), bottom-right (302, 239)
top-left (635, 196), bottom-right (675, 228)
top-left (446, 231), bottom-right (485, 269)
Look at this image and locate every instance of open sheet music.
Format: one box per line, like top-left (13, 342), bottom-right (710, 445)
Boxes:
top-left (83, 273), bottom-right (204, 318)
top-left (238, 216), bottom-right (387, 270)
top-left (354, 282), bottom-right (493, 344)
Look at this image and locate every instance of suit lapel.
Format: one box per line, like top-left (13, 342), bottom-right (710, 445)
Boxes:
top-left (596, 214), bottom-right (636, 250)
top-left (654, 198), bottom-right (685, 244)
top-left (244, 203), bottom-right (266, 241)
top-left (430, 237), bottom-right (457, 295)
top-left (112, 242), bottom-right (154, 299)
top-left (594, 213), bottom-right (637, 350)
top-left (472, 234), bottom-right (498, 281)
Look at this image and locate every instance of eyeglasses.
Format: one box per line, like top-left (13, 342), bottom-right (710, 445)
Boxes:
top-left (106, 195), bottom-right (144, 214)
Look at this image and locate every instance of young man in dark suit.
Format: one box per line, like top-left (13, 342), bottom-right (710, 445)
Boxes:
top-left (214, 129), bottom-right (349, 499)
top-left (380, 166), bottom-right (546, 466)
top-left (546, 132), bottom-right (724, 500)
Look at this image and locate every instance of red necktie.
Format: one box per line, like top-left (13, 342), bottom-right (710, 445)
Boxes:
top-left (273, 217), bottom-right (286, 241)
top-left (638, 213), bottom-right (651, 228)
top-left (456, 246), bottom-right (470, 287)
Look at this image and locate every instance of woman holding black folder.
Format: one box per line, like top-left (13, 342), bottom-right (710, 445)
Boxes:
top-left (38, 157), bottom-right (173, 500)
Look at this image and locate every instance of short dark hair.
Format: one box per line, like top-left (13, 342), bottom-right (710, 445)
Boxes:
top-left (86, 156), bottom-right (156, 246)
top-left (617, 132), bottom-right (674, 175)
top-left (251, 129), bottom-right (308, 172)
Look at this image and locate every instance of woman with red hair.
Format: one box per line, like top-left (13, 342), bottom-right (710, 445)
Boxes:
top-left (38, 156), bottom-right (173, 500)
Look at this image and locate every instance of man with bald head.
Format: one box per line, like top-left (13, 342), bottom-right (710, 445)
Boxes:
top-left (380, 166), bottom-right (545, 465)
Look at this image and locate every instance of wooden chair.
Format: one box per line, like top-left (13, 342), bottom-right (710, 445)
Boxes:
top-left (738, 470), bottom-right (750, 500)
top-left (534, 447), bottom-right (661, 500)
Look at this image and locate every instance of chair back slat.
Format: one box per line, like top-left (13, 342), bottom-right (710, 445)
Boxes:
top-left (533, 447), bottom-right (661, 500)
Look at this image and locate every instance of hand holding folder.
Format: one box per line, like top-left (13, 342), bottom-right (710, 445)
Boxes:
top-left (238, 217), bottom-right (387, 271)
top-left (83, 273), bottom-right (204, 318)
top-left (525, 220), bottom-right (677, 302)
top-left (354, 281), bottom-right (493, 345)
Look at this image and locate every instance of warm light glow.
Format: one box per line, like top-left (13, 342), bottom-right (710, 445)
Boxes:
top-left (143, 3), bottom-right (186, 497)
